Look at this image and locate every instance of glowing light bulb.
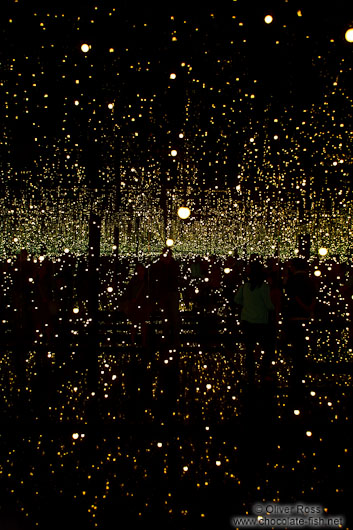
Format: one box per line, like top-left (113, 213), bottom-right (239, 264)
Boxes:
top-left (314, 270), bottom-right (321, 277)
top-left (72, 433), bottom-right (79, 440)
top-left (81, 43), bottom-right (90, 53)
top-left (166, 238), bottom-right (174, 247)
top-left (170, 73), bottom-right (176, 79)
top-left (319, 247), bottom-right (328, 256)
top-left (264, 15), bottom-right (273, 24)
top-left (224, 268), bottom-right (231, 274)
top-left (107, 287), bottom-right (113, 292)
top-left (73, 308), bottom-right (79, 314)
top-left (171, 149), bottom-right (178, 156)
top-left (345, 28), bottom-right (353, 43)
top-left (177, 207), bottom-right (191, 219)
top-left (306, 431), bottom-right (312, 437)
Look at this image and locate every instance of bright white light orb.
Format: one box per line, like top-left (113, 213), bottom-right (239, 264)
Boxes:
top-left (81, 43), bottom-right (90, 53)
top-left (345, 28), bottom-right (353, 42)
top-left (166, 238), bottom-right (174, 247)
top-left (319, 247), bottom-right (328, 256)
top-left (72, 433), bottom-right (79, 440)
top-left (179, 133), bottom-right (184, 138)
top-left (177, 206), bottom-right (191, 219)
top-left (64, 248), bottom-right (70, 253)
top-left (170, 73), bottom-right (176, 79)
top-left (306, 431), bottom-right (312, 437)
top-left (107, 286), bottom-right (113, 293)
top-left (224, 268), bottom-right (231, 274)
top-left (171, 149), bottom-right (178, 157)
top-left (264, 15), bottom-right (273, 24)
top-left (314, 270), bottom-right (321, 277)
top-left (73, 308), bottom-right (79, 314)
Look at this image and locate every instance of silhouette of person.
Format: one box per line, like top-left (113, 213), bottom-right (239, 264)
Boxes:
top-left (119, 262), bottom-right (153, 347)
top-left (150, 248), bottom-right (180, 347)
top-left (234, 261), bottom-right (275, 385)
top-left (283, 257), bottom-right (316, 388)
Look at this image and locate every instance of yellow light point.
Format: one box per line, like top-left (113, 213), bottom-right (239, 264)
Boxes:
top-left (264, 15), bottom-right (273, 24)
top-left (215, 460), bottom-right (221, 466)
top-left (345, 28), bottom-right (353, 42)
top-left (108, 103), bottom-right (114, 109)
top-left (183, 466), bottom-right (188, 472)
top-left (314, 270), bottom-right (321, 277)
top-left (179, 133), bottom-right (184, 138)
top-left (166, 238), bottom-right (174, 247)
top-left (319, 247), bottom-right (328, 256)
top-left (177, 206), bottom-right (191, 219)
top-left (109, 47), bottom-right (115, 53)
top-left (294, 410), bottom-right (300, 415)
top-left (297, 10), bottom-right (302, 17)
top-left (73, 308), bottom-right (79, 314)
top-left (306, 431), bottom-right (312, 437)
top-left (107, 287), bottom-right (113, 292)
top-left (64, 248), bottom-right (70, 253)
top-left (170, 73), bottom-right (176, 79)
top-left (224, 268), bottom-right (231, 274)
top-left (171, 149), bottom-right (178, 156)
top-left (81, 43), bottom-right (90, 53)
top-left (72, 433), bottom-right (79, 440)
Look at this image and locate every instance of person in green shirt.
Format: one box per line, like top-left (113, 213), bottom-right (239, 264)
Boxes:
top-left (234, 261), bottom-right (275, 385)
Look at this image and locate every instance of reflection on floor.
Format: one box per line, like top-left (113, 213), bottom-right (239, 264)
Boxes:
top-left (0, 311), bottom-right (351, 530)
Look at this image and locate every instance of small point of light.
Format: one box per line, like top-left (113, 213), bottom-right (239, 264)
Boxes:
top-left (166, 238), bottom-right (174, 247)
top-left (171, 149), bottom-right (178, 156)
top-left (64, 248), bottom-right (70, 253)
top-left (107, 286), bottom-right (113, 292)
top-left (73, 308), bottom-right (79, 314)
top-left (224, 268), bottom-right (231, 274)
top-left (170, 73), bottom-right (176, 79)
top-left (183, 466), bottom-right (189, 472)
top-left (157, 442), bottom-right (163, 448)
top-left (306, 431), bottom-right (312, 437)
top-left (81, 43), bottom-right (90, 53)
top-left (264, 15), bottom-right (273, 24)
top-left (319, 247), bottom-right (328, 256)
top-left (108, 103), bottom-right (114, 109)
top-left (314, 270), bottom-right (321, 277)
top-left (294, 409), bottom-right (300, 415)
top-left (72, 433), bottom-right (79, 440)
top-left (177, 206), bottom-right (191, 219)
top-left (179, 133), bottom-right (184, 138)
top-left (215, 460), bottom-right (221, 466)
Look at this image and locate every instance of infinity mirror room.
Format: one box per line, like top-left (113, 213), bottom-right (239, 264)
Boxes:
top-left (0, 1), bottom-right (352, 529)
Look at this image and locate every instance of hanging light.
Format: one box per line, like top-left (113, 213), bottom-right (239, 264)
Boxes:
top-left (177, 207), bottom-right (191, 219)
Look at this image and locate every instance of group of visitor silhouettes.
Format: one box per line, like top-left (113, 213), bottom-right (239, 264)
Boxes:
top-left (3, 246), bottom-right (352, 389)
top-left (119, 249), bottom-right (316, 388)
